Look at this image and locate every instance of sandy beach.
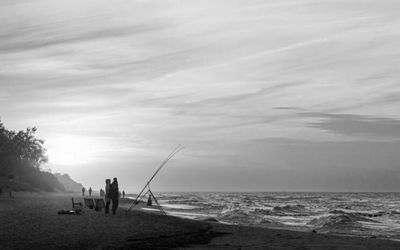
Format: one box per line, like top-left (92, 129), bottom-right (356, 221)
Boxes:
top-left (0, 192), bottom-right (399, 250)
top-left (0, 192), bottom-right (212, 249)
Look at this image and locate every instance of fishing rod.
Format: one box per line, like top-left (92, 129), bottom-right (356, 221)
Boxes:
top-left (127, 145), bottom-right (184, 212)
top-left (127, 145), bottom-right (183, 211)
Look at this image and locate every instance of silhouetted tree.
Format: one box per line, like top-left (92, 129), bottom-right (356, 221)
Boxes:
top-left (0, 119), bottom-right (63, 191)
top-left (12, 126), bottom-right (47, 168)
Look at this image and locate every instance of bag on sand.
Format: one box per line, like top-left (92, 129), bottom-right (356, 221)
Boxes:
top-left (58, 210), bottom-right (76, 215)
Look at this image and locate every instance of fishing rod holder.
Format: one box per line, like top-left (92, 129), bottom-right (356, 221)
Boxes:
top-left (126, 145), bottom-right (183, 215)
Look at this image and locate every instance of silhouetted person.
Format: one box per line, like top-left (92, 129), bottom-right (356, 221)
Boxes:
top-left (122, 190), bottom-right (125, 199)
top-left (110, 177), bottom-right (119, 215)
top-left (100, 188), bottom-right (104, 197)
top-left (7, 186), bottom-right (12, 198)
top-left (147, 195), bottom-right (152, 206)
top-left (104, 179), bottom-right (111, 214)
top-left (82, 187), bottom-right (86, 196)
top-left (88, 187), bottom-right (92, 197)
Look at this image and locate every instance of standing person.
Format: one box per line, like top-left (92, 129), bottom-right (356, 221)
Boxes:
top-left (122, 190), bottom-right (125, 199)
top-left (88, 187), bottom-right (92, 197)
top-left (104, 179), bottom-right (111, 214)
top-left (82, 187), bottom-right (86, 196)
top-left (110, 178), bottom-right (119, 215)
top-left (7, 186), bottom-right (12, 198)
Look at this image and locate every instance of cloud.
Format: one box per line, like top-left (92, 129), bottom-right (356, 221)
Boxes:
top-left (1, 0), bottom-right (400, 191)
top-left (0, 19), bottom-right (168, 53)
top-left (303, 112), bottom-right (400, 139)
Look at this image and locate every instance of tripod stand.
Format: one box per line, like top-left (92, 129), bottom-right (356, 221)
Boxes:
top-left (127, 145), bottom-right (183, 215)
top-left (131, 184), bottom-right (166, 214)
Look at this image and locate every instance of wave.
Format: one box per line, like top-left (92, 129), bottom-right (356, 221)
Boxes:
top-left (307, 209), bottom-right (381, 233)
top-left (219, 207), bottom-right (250, 221)
top-left (390, 210), bottom-right (400, 215)
top-left (330, 208), bottom-right (386, 217)
top-left (255, 204), bottom-right (310, 217)
top-left (155, 192), bottom-right (400, 241)
top-left (308, 214), bottom-right (360, 230)
top-left (259, 217), bottom-right (285, 226)
top-left (218, 206), bottom-right (289, 227)
top-left (273, 204), bottom-right (306, 212)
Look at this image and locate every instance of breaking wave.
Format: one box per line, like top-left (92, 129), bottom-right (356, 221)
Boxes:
top-left (154, 192), bottom-right (400, 241)
top-left (307, 213), bottom-right (380, 232)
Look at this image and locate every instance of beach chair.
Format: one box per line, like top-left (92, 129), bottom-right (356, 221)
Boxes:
top-left (71, 198), bottom-right (83, 215)
top-left (94, 198), bottom-right (106, 211)
top-left (84, 198), bottom-right (95, 209)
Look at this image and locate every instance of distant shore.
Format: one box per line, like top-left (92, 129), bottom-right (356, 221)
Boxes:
top-left (1, 192), bottom-right (400, 250)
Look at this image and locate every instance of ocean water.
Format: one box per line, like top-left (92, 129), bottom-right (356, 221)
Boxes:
top-left (134, 192), bottom-right (400, 241)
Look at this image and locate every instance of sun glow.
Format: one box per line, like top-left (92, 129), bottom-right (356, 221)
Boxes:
top-left (47, 135), bottom-right (98, 166)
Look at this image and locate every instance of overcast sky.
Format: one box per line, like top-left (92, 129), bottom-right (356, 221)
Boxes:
top-left (1, 0), bottom-right (400, 192)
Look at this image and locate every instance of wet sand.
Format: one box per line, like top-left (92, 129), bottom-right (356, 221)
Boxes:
top-left (1, 192), bottom-right (400, 250)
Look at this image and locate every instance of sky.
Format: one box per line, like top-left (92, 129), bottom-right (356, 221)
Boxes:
top-left (1, 0), bottom-right (400, 192)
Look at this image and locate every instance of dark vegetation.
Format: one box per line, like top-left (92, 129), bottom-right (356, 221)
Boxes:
top-left (0, 119), bottom-right (65, 192)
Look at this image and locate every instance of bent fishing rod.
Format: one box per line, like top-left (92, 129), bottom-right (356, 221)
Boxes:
top-left (127, 144), bottom-right (184, 212)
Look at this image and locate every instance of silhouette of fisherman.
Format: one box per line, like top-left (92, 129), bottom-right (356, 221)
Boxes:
top-left (122, 190), bottom-right (125, 199)
top-left (110, 178), bottom-right (119, 215)
top-left (104, 179), bottom-right (111, 214)
top-left (88, 187), bottom-right (92, 197)
top-left (82, 187), bottom-right (86, 196)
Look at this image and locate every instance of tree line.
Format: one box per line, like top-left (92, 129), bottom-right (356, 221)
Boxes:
top-left (0, 119), bottom-right (65, 191)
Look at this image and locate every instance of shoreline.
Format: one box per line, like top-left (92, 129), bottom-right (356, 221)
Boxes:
top-left (1, 192), bottom-right (400, 249)
top-left (125, 196), bottom-right (400, 244)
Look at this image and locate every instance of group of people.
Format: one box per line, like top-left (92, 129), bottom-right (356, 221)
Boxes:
top-left (81, 187), bottom-right (92, 197)
top-left (79, 178), bottom-right (126, 215)
top-left (104, 178), bottom-right (119, 214)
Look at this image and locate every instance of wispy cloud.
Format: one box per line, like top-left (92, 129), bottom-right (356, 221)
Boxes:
top-left (1, 0), bottom-right (400, 191)
top-left (303, 112), bottom-right (400, 139)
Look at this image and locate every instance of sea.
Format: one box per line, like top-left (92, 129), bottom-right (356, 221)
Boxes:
top-left (129, 192), bottom-right (400, 241)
